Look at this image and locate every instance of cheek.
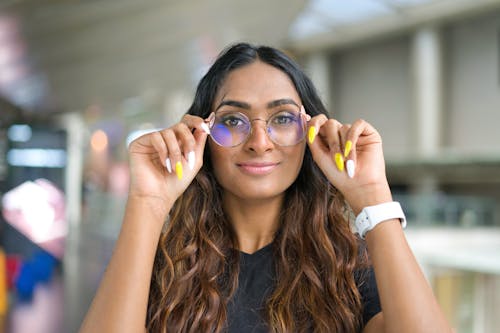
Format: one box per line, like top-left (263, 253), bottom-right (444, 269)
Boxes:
top-left (208, 140), bottom-right (224, 161)
top-left (289, 143), bottom-right (306, 174)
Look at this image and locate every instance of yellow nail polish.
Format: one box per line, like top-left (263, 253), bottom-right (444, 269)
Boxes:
top-left (308, 126), bottom-right (316, 144)
top-left (344, 140), bottom-right (352, 158)
top-left (175, 161), bottom-right (183, 180)
top-left (334, 153), bottom-right (344, 172)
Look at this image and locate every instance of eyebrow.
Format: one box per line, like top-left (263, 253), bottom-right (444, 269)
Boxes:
top-left (267, 99), bottom-right (299, 109)
top-left (215, 98), bottom-right (299, 111)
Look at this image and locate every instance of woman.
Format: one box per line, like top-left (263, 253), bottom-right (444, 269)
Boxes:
top-left (80, 43), bottom-right (451, 332)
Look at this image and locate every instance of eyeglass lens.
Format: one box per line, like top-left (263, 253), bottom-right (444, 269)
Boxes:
top-left (209, 110), bottom-right (306, 147)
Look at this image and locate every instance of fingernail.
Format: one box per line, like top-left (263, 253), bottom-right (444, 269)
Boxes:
top-left (334, 153), bottom-right (344, 172)
top-left (187, 151), bottom-right (195, 170)
top-left (175, 161), bottom-right (183, 180)
top-left (308, 126), bottom-right (316, 144)
top-left (346, 159), bottom-right (355, 178)
top-left (201, 123), bottom-right (210, 135)
top-left (165, 158), bottom-right (172, 173)
top-left (344, 140), bottom-right (352, 158)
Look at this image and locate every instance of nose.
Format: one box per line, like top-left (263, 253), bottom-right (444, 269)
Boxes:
top-left (243, 119), bottom-right (274, 153)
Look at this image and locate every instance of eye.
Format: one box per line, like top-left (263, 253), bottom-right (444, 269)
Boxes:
top-left (220, 113), bottom-right (247, 128)
top-left (271, 111), bottom-right (298, 126)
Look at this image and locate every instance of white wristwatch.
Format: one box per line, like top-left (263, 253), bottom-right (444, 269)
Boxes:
top-left (355, 202), bottom-right (407, 239)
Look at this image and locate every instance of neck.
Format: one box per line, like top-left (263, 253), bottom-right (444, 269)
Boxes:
top-left (222, 193), bottom-right (284, 254)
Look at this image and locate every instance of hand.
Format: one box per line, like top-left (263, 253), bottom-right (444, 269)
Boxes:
top-left (127, 115), bottom-right (210, 211)
top-left (306, 115), bottom-right (392, 214)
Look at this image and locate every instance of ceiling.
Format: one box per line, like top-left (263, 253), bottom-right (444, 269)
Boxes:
top-left (0, 0), bottom-right (497, 124)
top-left (0, 0), bottom-right (306, 119)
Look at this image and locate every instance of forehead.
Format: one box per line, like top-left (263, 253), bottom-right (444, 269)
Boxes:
top-left (215, 61), bottom-right (300, 107)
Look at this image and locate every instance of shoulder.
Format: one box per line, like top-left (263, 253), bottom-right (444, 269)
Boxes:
top-left (362, 312), bottom-right (385, 333)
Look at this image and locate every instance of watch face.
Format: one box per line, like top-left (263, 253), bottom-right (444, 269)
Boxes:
top-left (355, 210), bottom-right (371, 239)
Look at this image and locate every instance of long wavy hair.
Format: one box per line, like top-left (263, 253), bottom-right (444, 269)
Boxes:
top-left (147, 43), bottom-right (367, 332)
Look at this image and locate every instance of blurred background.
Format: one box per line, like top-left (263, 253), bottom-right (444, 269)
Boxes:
top-left (0, 0), bottom-right (499, 332)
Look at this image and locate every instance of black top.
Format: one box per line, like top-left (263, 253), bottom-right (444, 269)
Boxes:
top-left (226, 243), bottom-right (381, 333)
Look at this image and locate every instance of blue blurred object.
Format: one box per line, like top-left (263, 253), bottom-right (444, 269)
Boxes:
top-left (31, 251), bottom-right (57, 282)
top-left (15, 250), bottom-right (57, 300)
top-left (15, 262), bottom-right (36, 300)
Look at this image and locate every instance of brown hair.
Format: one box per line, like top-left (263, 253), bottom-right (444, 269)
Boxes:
top-left (147, 43), bottom-right (367, 332)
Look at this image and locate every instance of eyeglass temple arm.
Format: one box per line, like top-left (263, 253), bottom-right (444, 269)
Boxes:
top-left (301, 105), bottom-right (311, 121)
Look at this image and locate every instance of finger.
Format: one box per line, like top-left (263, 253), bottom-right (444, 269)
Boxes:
top-left (318, 119), bottom-right (345, 172)
top-left (161, 129), bottom-right (184, 180)
top-left (182, 115), bottom-right (210, 170)
top-left (149, 131), bottom-right (170, 171)
top-left (338, 124), bottom-right (355, 178)
top-left (181, 114), bottom-right (211, 135)
top-left (344, 119), bottom-right (379, 156)
top-left (307, 114), bottom-right (343, 174)
top-left (343, 119), bottom-right (379, 178)
top-left (306, 113), bottom-right (328, 145)
top-left (318, 119), bottom-right (343, 151)
top-left (192, 126), bottom-right (209, 158)
top-left (173, 123), bottom-right (197, 171)
top-left (337, 123), bottom-right (356, 159)
top-left (306, 114), bottom-right (332, 167)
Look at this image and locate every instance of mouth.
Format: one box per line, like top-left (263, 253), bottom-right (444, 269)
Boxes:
top-left (236, 162), bottom-right (280, 175)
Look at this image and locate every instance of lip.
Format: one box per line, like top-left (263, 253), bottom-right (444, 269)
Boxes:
top-left (236, 162), bottom-right (279, 175)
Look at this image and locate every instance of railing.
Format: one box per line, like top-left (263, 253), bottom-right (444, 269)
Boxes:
top-left (393, 193), bottom-right (498, 227)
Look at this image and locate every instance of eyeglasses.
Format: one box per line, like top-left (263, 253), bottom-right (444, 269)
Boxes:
top-left (207, 107), bottom-right (307, 147)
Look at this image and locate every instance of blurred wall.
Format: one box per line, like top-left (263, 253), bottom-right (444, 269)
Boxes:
top-left (321, 10), bottom-right (500, 158)
top-left (331, 36), bottom-right (412, 158)
top-left (446, 11), bottom-right (500, 154)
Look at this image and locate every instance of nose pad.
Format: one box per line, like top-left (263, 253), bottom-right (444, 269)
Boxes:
top-left (244, 119), bottom-right (273, 150)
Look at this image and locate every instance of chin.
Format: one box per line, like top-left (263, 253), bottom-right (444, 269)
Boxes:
top-left (232, 181), bottom-right (292, 201)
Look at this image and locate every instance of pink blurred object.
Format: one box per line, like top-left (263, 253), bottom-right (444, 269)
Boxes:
top-left (1, 179), bottom-right (67, 259)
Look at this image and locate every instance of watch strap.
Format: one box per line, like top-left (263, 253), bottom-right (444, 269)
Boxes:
top-left (355, 202), bottom-right (407, 239)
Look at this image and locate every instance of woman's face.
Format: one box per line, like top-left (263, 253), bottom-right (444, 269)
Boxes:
top-left (208, 60), bottom-right (306, 202)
